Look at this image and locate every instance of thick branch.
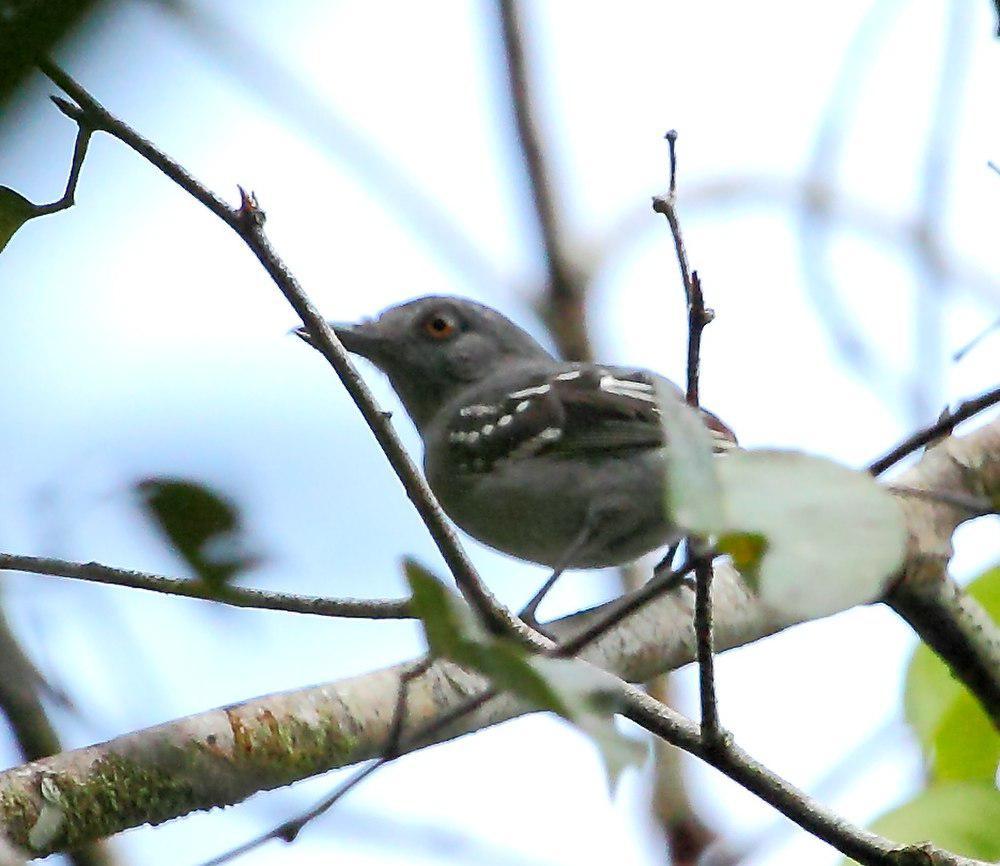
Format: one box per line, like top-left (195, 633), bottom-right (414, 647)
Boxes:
top-left (885, 419), bottom-right (1000, 727)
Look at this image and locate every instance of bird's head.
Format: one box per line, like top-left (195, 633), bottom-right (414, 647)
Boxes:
top-left (297, 295), bottom-right (553, 431)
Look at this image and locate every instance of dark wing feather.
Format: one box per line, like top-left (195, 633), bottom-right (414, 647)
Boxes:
top-left (447, 364), bottom-right (736, 471)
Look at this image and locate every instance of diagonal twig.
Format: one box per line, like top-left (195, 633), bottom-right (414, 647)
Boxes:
top-left (38, 59), bottom-right (545, 652)
top-left (866, 384), bottom-right (1000, 475)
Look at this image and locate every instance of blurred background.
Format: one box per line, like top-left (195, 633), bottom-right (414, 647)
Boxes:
top-left (0, 1), bottom-right (998, 865)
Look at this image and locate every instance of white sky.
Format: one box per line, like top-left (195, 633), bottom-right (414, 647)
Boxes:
top-left (0, 1), bottom-right (997, 865)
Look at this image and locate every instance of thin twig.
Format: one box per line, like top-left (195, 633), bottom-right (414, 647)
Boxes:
top-left (652, 129), bottom-right (693, 303)
top-left (39, 60), bottom-right (544, 651)
top-left (685, 271), bottom-right (714, 407)
top-left (691, 544), bottom-right (722, 748)
top-left (28, 112), bottom-right (92, 217)
top-left (619, 685), bottom-right (984, 866)
top-left (654, 131), bottom-right (723, 746)
top-left (495, 0), bottom-right (591, 361)
top-left (866, 385), bottom-right (1000, 475)
top-left (557, 559), bottom-right (698, 656)
top-left (0, 552), bottom-right (412, 619)
top-left (953, 313), bottom-right (1000, 361)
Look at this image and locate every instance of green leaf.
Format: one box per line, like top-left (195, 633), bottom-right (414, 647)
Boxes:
top-left (714, 451), bottom-right (907, 618)
top-left (403, 558), bottom-right (491, 665)
top-left (0, 186), bottom-right (35, 253)
top-left (904, 565), bottom-right (1000, 781)
top-left (404, 562), bottom-right (647, 790)
top-left (656, 385), bottom-right (725, 533)
top-left (136, 477), bottom-right (259, 590)
top-left (717, 532), bottom-right (768, 576)
top-left (842, 783), bottom-right (1000, 865)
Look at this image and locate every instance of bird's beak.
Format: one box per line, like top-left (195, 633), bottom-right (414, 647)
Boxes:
top-left (293, 319), bottom-right (384, 361)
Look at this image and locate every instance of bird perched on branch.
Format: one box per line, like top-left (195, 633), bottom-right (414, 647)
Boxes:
top-left (297, 296), bottom-right (735, 623)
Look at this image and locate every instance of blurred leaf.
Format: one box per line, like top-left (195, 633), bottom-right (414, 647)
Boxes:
top-left (0, 186), bottom-right (35, 253)
top-left (657, 385), bottom-right (724, 533)
top-left (0, 0), bottom-right (97, 102)
top-left (842, 783), bottom-right (1000, 865)
top-left (905, 565), bottom-right (1000, 781)
top-left (404, 558), bottom-right (491, 665)
top-left (404, 561), bottom-right (647, 790)
top-left (717, 531), bottom-right (768, 574)
top-left (713, 451), bottom-right (907, 618)
top-left (136, 477), bottom-right (259, 590)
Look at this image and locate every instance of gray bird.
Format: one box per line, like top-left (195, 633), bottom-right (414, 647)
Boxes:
top-left (297, 295), bottom-right (735, 622)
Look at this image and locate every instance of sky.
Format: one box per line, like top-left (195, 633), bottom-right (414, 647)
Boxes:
top-left (0, 2), bottom-right (998, 865)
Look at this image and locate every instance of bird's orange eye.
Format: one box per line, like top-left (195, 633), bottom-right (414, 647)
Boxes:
top-left (423, 313), bottom-right (457, 340)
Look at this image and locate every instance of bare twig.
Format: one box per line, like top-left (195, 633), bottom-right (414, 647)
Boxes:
top-left (495, 0), bottom-right (591, 361)
top-left (691, 545), bottom-right (722, 747)
top-left (654, 132), bottom-right (722, 746)
top-left (953, 313), bottom-right (1000, 361)
top-left (866, 384), bottom-right (1000, 475)
top-left (685, 271), bottom-right (714, 407)
top-left (0, 552), bottom-right (412, 619)
top-left (25, 114), bottom-right (92, 217)
top-left (652, 130), bottom-right (694, 303)
top-left (38, 60), bottom-right (543, 650)
top-left (557, 559), bottom-right (698, 655)
top-left (620, 685), bottom-right (986, 866)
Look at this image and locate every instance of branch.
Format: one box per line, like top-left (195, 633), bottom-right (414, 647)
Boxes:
top-left (884, 420), bottom-right (1000, 728)
top-left (25, 111), bottom-right (92, 218)
top-left (37, 60), bottom-right (539, 649)
top-left (866, 385), bottom-right (1000, 475)
top-left (652, 130), bottom-right (694, 304)
top-left (0, 553), bottom-right (412, 619)
top-left (620, 686), bottom-right (985, 866)
top-left (495, 0), bottom-right (592, 362)
top-left (654, 132), bottom-right (723, 746)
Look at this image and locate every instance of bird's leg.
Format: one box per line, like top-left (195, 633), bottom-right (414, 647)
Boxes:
top-left (519, 512), bottom-right (605, 633)
top-left (653, 542), bottom-right (681, 578)
top-left (652, 541), bottom-right (696, 593)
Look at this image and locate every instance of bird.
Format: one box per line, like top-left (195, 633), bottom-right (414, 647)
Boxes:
top-left (296, 295), bottom-right (736, 625)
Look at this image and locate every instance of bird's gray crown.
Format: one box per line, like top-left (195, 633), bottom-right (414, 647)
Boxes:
top-left (330, 295), bottom-right (554, 431)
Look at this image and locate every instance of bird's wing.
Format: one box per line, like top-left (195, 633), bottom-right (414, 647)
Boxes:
top-left (446, 364), bottom-right (736, 469)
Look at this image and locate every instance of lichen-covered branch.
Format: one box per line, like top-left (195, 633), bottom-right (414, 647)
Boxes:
top-left (1, 417), bottom-right (996, 858)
